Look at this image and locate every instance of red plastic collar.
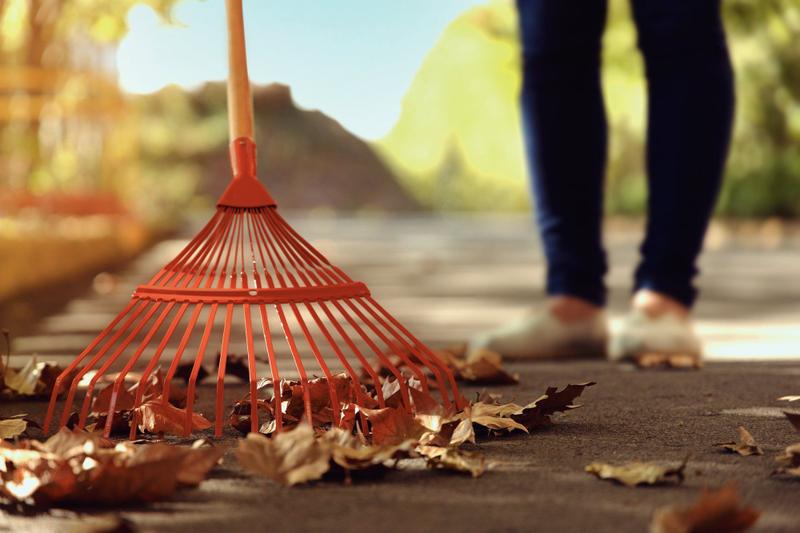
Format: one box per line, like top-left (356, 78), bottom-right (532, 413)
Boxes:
top-left (217, 137), bottom-right (277, 208)
top-left (133, 282), bottom-right (370, 304)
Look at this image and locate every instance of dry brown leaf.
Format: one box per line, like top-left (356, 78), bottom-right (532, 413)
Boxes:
top-left (1, 358), bottom-right (69, 399)
top-left (715, 426), bottom-right (763, 456)
top-left (464, 402), bottom-right (528, 434)
top-left (136, 399), bottom-right (211, 436)
top-left (784, 411), bottom-right (800, 432)
top-left (235, 424), bottom-right (331, 487)
top-left (235, 424), bottom-right (331, 486)
top-left (417, 445), bottom-right (486, 477)
top-left (0, 415), bottom-right (29, 440)
top-left (650, 483), bottom-right (760, 533)
top-left (512, 382), bottom-right (595, 430)
top-left (418, 414), bottom-right (475, 447)
top-left (586, 458), bottom-right (687, 487)
top-left (634, 352), bottom-right (702, 370)
top-left (92, 381), bottom-right (137, 414)
top-left (0, 429), bottom-right (222, 506)
top-left (459, 348), bottom-right (518, 385)
top-left (321, 428), bottom-right (414, 471)
top-left (773, 442), bottom-right (800, 477)
top-left (362, 406), bottom-right (427, 445)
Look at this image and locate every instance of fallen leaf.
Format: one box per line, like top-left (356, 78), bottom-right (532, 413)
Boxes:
top-left (174, 361), bottom-right (210, 385)
top-left (650, 483), bottom-right (760, 533)
top-left (512, 382), bottom-right (595, 430)
top-left (586, 458), bottom-right (687, 487)
top-left (4, 357), bottom-right (43, 395)
top-left (221, 354), bottom-right (251, 382)
top-left (235, 425), bottom-right (331, 486)
top-left (773, 442), bottom-right (800, 477)
top-left (321, 428), bottom-right (414, 472)
top-left (465, 402), bottom-right (528, 434)
top-left (634, 352), bottom-right (702, 370)
top-left (418, 446), bottom-right (486, 477)
top-left (0, 429), bottom-right (222, 507)
top-left (418, 415), bottom-right (475, 447)
top-left (459, 348), bottom-right (518, 385)
top-left (784, 411), bottom-right (800, 432)
top-left (362, 406), bottom-right (427, 445)
top-left (0, 416), bottom-right (28, 439)
top-left (716, 426), bottom-right (763, 456)
top-left (136, 399), bottom-right (211, 436)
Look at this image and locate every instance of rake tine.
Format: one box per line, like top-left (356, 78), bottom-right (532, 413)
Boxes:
top-left (290, 302), bottom-right (341, 424)
top-left (255, 213), bottom-right (342, 423)
top-left (129, 302), bottom-right (190, 440)
top-left (365, 296), bottom-right (465, 409)
top-left (148, 210), bottom-right (222, 287)
top-left (77, 301), bottom-right (163, 429)
top-left (57, 300), bottom-right (150, 429)
top-left (246, 210), bottom-right (283, 431)
top-left (183, 304), bottom-right (218, 436)
top-left (44, 300), bottom-right (136, 432)
top-left (352, 296), bottom-right (455, 408)
top-left (275, 304), bottom-right (314, 425)
top-left (242, 304), bottom-right (260, 433)
top-left (161, 303), bottom-right (204, 410)
top-left (329, 300), bottom-right (412, 411)
top-left (215, 303), bottom-right (234, 437)
top-left (104, 302), bottom-right (176, 437)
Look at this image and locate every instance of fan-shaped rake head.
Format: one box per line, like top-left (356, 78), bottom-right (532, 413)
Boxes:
top-left (43, 142), bottom-right (464, 439)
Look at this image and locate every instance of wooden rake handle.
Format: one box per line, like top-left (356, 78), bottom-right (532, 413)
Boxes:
top-left (226, 0), bottom-right (254, 141)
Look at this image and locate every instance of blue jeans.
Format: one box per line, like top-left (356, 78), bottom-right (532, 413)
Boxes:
top-left (517, 0), bottom-right (734, 307)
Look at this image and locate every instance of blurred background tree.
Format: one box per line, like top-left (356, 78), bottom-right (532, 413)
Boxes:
top-left (378, 0), bottom-right (800, 217)
top-left (0, 0), bottom-right (177, 217)
top-left (1, 0), bottom-right (799, 219)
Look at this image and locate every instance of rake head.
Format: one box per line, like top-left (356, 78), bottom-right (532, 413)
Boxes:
top-left (44, 138), bottom-right (465, 439)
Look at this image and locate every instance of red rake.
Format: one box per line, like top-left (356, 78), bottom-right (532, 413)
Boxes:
top-left (43, 0), bottom-right (464, 439)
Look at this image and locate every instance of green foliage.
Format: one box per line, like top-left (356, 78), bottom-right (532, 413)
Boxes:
top-left (378, 0), bottom-right (800, 217)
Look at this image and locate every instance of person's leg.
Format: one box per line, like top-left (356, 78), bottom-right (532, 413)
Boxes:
top-left (611, 0), bottom-right (734, 364)
top-left (631, 0), bottom-right (735, 311)
top-left (518, 0), bottom-right (610, 310)
top-left (471, 1), bottom-right (609, 359)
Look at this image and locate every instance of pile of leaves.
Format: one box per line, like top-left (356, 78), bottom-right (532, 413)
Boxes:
top-left (232, 377), bottom-right (595, 485)
top-left (0, 428), bottom-right (225, 508)
top-left (82, 367), bottom-right (211, 437)
top-left (359, 343), bottom-right (519, 386)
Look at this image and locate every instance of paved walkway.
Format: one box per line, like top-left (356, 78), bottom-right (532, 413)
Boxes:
top-left (3, 212), bottom-right (800, 532)
top-left (12, 212), bottom-right (800, 364)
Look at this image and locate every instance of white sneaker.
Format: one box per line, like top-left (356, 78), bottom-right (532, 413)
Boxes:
top-left (609, 310), bottom-right (702, 365)
top-left (469, 310), bottom-right (609, 360)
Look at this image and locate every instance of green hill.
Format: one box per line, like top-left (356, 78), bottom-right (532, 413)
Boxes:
top-left (376, 1), bottom-right (528, 211)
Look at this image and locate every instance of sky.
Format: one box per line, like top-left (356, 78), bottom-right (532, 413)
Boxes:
top-left (117, 0), bottom-right (486, 140)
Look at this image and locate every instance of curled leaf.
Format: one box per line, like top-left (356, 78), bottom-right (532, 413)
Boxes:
top-left (362, 406), bottom-right (427, 445)
top-left (0, 416), bottom-right (28, 440)
top-left (459, 348), bottom-right (518, 385)
top-left (418, 445), bottom-right (486, 477)
top-left (586, 457), bottom-right (687, 487)
top-left (773, 442), bottom-right (800, 477)
top-left (136, 399), bottom-right (211, 436)
top-left (715, 426), bottom-right (763, 456)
